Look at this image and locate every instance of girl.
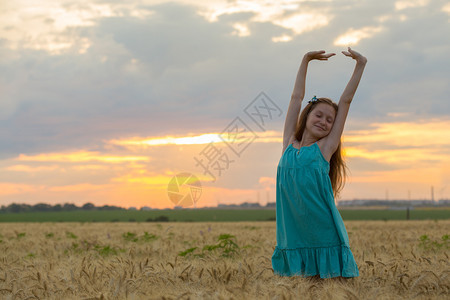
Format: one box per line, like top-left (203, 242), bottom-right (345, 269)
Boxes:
top-left (271, 48), bottom-right (367, 279)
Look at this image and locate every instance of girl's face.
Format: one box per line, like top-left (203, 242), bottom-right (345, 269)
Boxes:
top-left (306, 103), bottom-right (336, 139)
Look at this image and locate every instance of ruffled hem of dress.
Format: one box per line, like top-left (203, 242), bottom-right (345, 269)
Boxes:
top-left (271, 244), bottom-right (359, 279)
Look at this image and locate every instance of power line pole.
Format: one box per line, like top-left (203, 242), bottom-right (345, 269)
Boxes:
top-left (431, 186), bottom-right (434, 202)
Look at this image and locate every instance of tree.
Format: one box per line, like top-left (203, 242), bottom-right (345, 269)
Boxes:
top-left (62, 203), bottom-right (78, 211)
top-left (82, 203), bottom-right (95, 210)
top-left (33, 203), bottom-right (52, 212)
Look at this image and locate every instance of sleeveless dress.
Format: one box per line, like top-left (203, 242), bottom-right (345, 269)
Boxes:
top-left (271, 142), bottom-right (359, 278)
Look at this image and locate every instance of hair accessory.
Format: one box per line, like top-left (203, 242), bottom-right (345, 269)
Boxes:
top-left (308, 96), bottom-right (318, 104)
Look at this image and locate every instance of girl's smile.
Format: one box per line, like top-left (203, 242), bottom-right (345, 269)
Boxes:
top-left (314, 124), bottom-right (325, 131)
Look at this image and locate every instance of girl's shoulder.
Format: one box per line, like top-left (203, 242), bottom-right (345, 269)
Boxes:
top-left (316, 139), bottom-right (331, 163)
top-left (288, 135), bottom-right (297, 147)
top-left (282, 135), bottom-right (297, 156)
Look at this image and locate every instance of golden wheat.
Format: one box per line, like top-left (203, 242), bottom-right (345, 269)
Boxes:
top-left (0, 220), bottom-right (448, 299)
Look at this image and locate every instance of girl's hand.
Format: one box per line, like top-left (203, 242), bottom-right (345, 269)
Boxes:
top-left (304, 50), bottom-right (335, 61)
top-left (342, 47), bottom-right (367, 64)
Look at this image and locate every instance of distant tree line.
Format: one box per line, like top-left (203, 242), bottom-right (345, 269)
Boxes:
top-left (338, 199), bottom-right (450, 207)
top-left (0, 202), bottom-right (124, 213)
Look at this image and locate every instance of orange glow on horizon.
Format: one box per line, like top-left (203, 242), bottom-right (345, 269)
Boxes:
top-left (48, 183), bottom-right (110, 192)
top-left (17, 151), bottom-right (150, 163)
top-left (107, 130), bottom-right (282, 148)
top-left (1, 118), bottom-right (450, 206)
top-left (345, 146), bottom-right (449, 164)
top-left (6, 165), bottom-right (60, 172)
top-left (0, 183), bottom-right (43, 196)
top-left (349, 166), bottom-right (442, 184)
top-left (344, 119), bottom-right (450, 147)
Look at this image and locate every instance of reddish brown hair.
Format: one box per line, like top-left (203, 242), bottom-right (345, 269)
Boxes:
top-left (294, 97), bottom-right (347, 198)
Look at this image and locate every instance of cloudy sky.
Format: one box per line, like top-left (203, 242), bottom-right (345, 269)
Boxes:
top-left (1, 0), bottom-right (449, 209)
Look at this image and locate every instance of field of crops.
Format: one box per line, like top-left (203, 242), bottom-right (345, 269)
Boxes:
top-left (1, 208), bottom-right (449, 222)
top-left (0, 220), bottom-right (448, 299)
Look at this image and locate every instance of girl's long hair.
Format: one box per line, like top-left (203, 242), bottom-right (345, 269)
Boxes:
top-left (293, 97), bottom-right (347, 198)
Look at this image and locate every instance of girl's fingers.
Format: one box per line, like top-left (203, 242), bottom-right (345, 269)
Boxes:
top-left (307, 50), bottom-right (337, 60)
top-left (347, 47), bottom-right (362, 57)
top-left (318, 53), bottom-right (335, 60)
top-left (321, 53), bottom-right (335, 59)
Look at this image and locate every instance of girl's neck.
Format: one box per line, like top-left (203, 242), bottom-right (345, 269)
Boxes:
top-left (300, 132), bottom-right (318, 148)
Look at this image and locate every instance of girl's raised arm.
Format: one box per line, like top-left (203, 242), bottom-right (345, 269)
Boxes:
top-left (322, 47), bottom-right (367, 160)
top-left (282, 50), bottom-right (335, 154)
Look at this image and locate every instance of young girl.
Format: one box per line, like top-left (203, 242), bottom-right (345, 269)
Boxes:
top-left (271, 47), bottom-right (367, 279)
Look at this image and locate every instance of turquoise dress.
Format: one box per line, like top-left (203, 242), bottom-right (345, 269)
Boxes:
top-left (271, 142), bottom-right (359, 278)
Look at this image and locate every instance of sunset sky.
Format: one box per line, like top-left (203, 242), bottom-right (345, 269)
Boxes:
top-left (1, 0), bottom-right (449, 209)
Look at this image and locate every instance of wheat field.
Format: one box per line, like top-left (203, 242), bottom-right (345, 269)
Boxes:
top-left (0, 220), bottom-right (448, 299)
